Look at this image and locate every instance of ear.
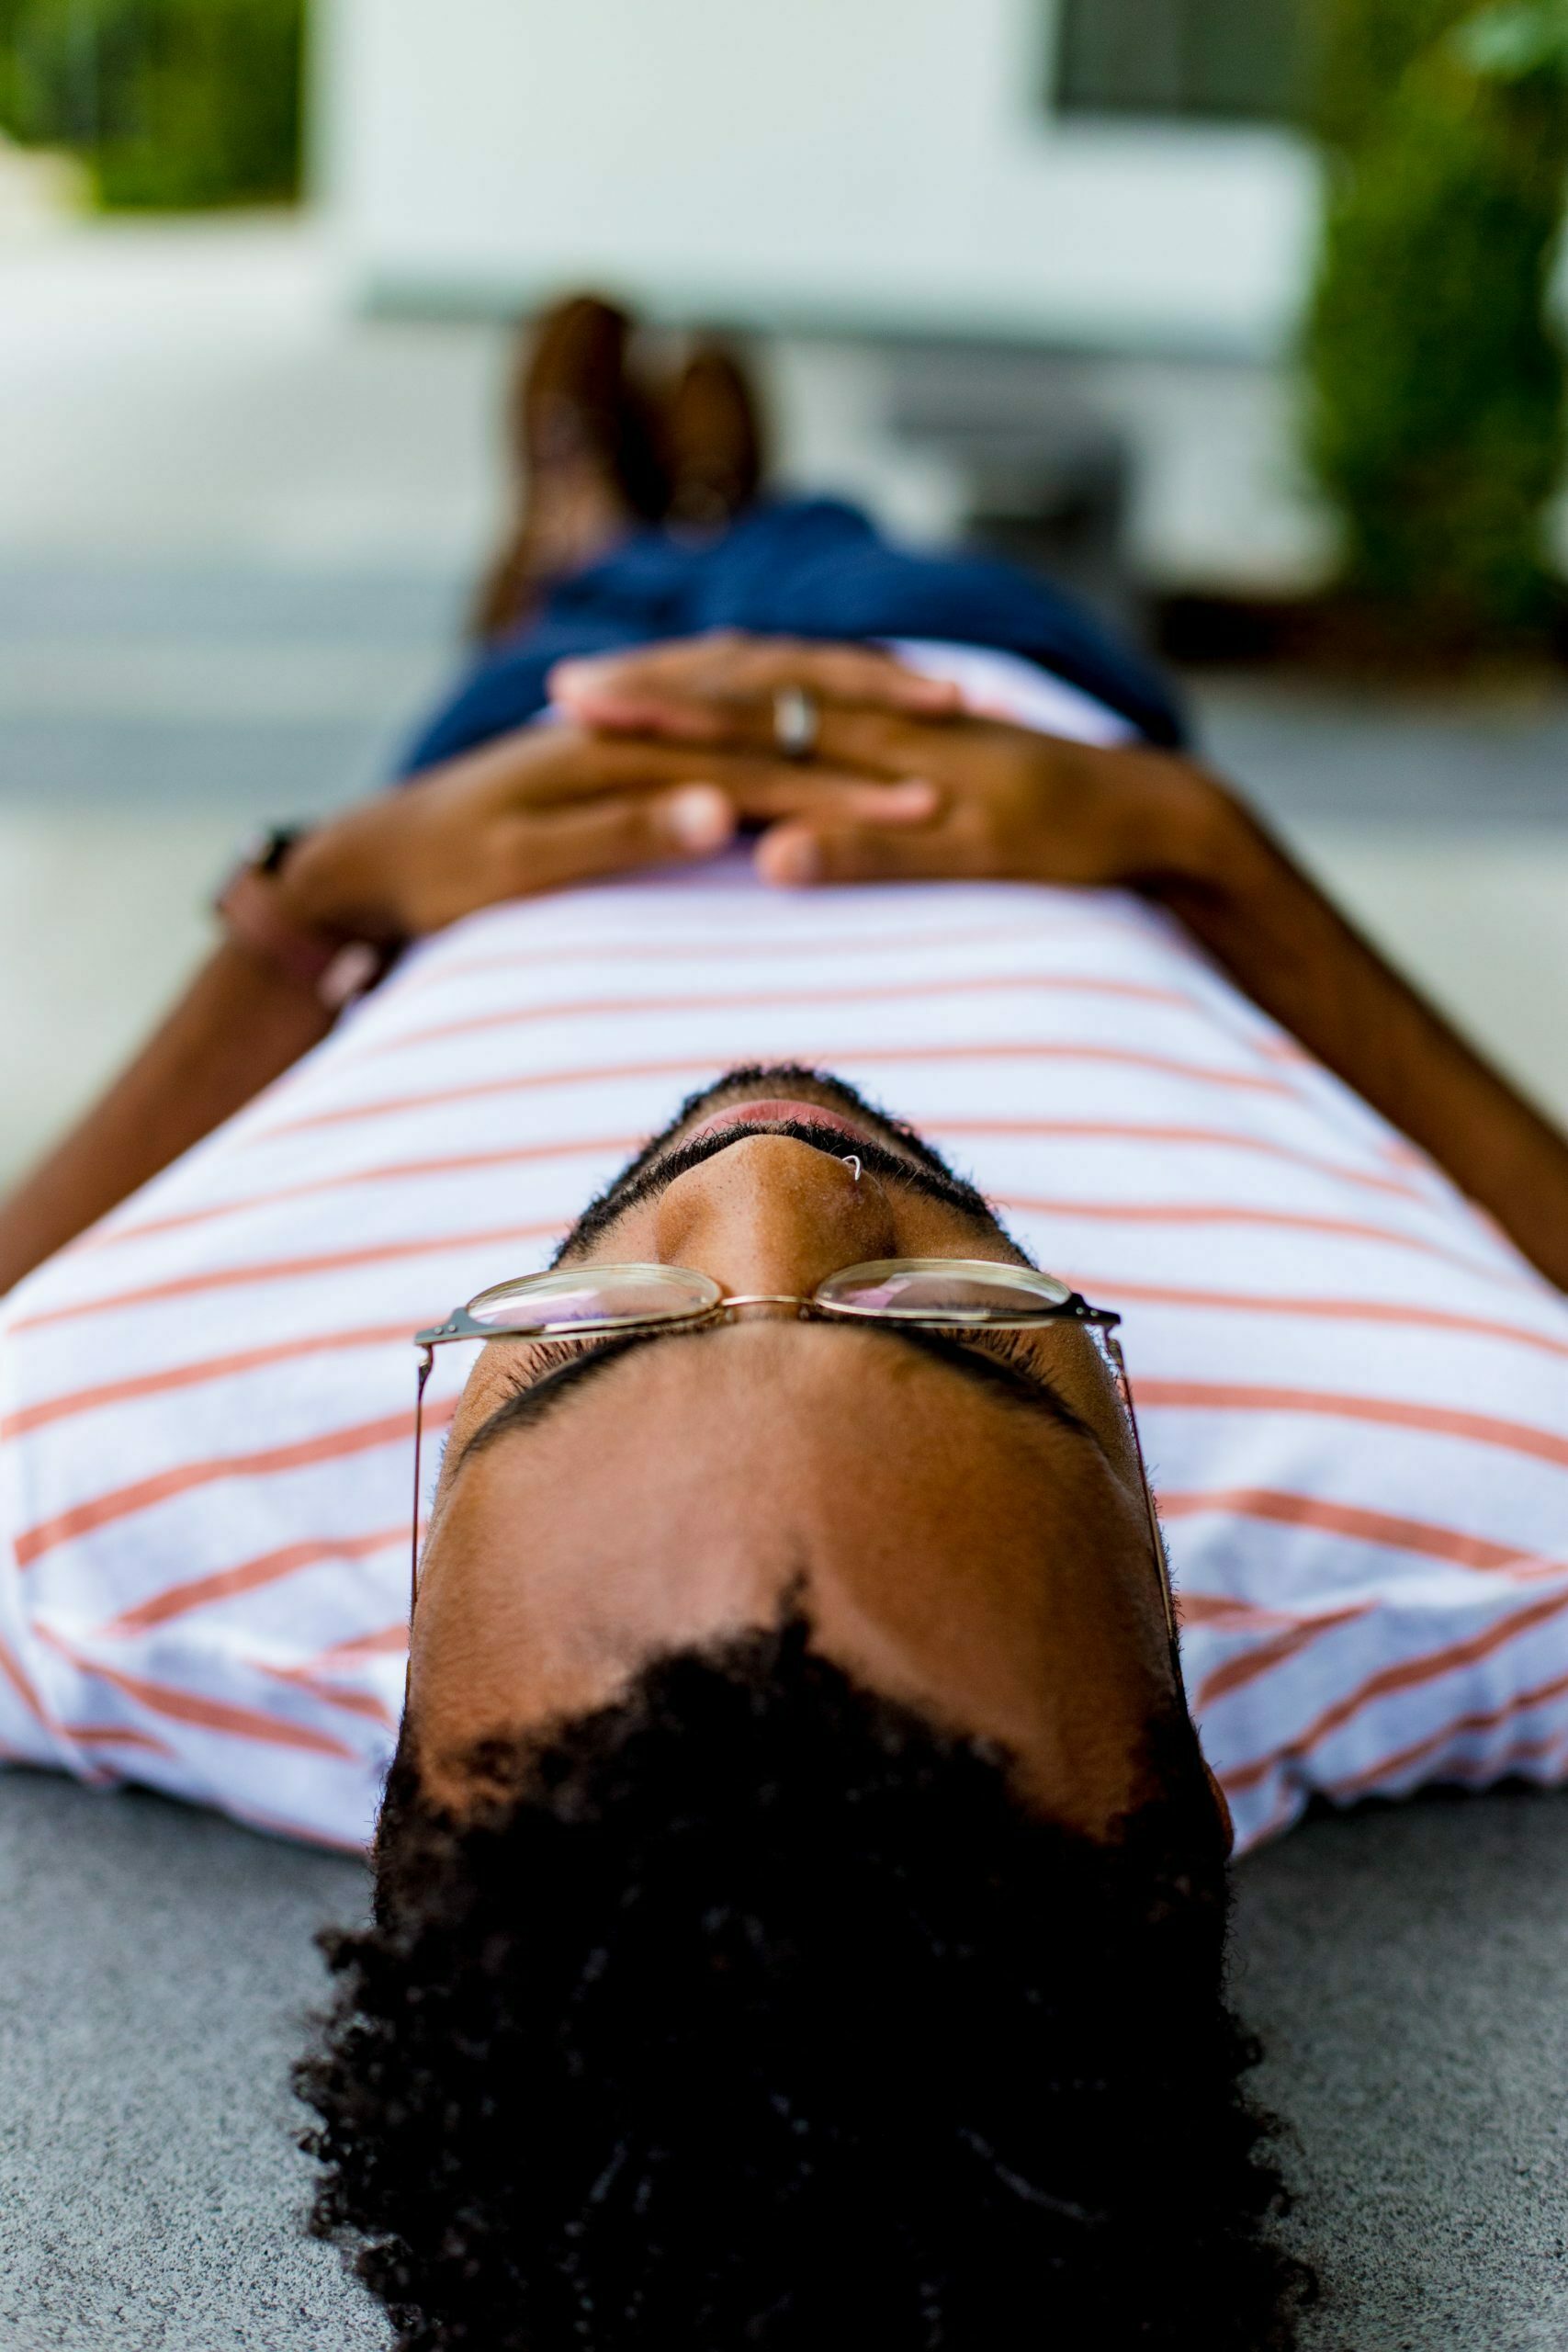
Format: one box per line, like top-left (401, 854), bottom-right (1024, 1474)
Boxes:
top-left (1204, 1761), bottom-right (1235, 1857)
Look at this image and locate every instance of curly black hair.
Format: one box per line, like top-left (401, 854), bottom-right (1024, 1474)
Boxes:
top-left (297, 1617), bottom-right (1314, 2350)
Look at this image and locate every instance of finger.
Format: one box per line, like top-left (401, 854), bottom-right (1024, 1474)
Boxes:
top-left (753, 817), bottom-right (955, 888)
top-left (536, 732), bottom-right (772, 801)
top-left (551, 639), bottom-right (962, 741)
top-left (561, 672), bottom-right (962, 744)
top-left (550, 632), bottom-right (959, 711)
top-left (721, 772), bottom-right (940, 827)
top-left (525, 784), bottom-right (736, 891)
top-left (547, 637), bottom-right (745, 742)
top-left (789, 645), bottom-right (963, 713)
top-left (724, 640), bottom-right (964, 712)
top-left (553, 687), bottom-right (736, 745)
top-left (547, 630), bottom-right (748, 707)
top-left (547, 733), bottom-right (931, 807)
top-left (592, 693), bottom-right (938, 778)
top-left (606, 746), bottom-right (942, 825)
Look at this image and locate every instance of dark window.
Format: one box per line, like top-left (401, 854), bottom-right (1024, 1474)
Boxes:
top-left (1051, 0), bottom-right (1307, 123)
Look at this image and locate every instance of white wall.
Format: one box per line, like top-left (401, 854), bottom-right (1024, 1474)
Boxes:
top-left (318, 0), bottom-right (1318, 354)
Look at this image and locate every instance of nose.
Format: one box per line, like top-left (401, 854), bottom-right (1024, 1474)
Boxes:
top-left (650, 1133), bottom-right (900, 1298)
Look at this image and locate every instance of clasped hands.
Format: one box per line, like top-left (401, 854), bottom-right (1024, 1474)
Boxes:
top-left (282, 631), bottom-right (1219, 943)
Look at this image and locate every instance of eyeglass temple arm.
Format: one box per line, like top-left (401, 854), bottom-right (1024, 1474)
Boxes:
top-left (1103, 1331), bottom-right (1181, 1672)
top-left (412, 1344), bottom-right (434, 1622)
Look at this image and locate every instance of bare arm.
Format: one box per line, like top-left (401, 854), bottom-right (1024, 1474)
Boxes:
top-left (0, 944), bottom-right (331, 1295)
top-left (1159, 788), bottom-right (1568, 1290)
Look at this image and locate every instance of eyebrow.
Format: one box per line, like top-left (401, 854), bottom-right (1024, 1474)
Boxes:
top-left (452, 1317), bottom-right (1101, 1482)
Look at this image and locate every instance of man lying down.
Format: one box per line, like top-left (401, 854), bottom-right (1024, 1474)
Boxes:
top-left (2, 300), bottom-right (1566, 2351)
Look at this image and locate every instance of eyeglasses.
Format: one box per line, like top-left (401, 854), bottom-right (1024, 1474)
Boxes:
top-left (410, 1258), bottom-right (1176, 1668)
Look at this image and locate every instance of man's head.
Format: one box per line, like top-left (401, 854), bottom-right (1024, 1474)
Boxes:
top-left (405, 1066), bottom-right (1201, 1838)
top-left (299, 1069), bottom-right (1308, 2345)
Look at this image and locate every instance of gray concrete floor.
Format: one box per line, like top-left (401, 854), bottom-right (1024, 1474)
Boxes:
top-left (9, 1765), bottom-right (1568, 2352)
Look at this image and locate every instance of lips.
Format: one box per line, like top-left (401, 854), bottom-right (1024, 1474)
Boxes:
top-left (684, 1097), bottom-right (877, 1148)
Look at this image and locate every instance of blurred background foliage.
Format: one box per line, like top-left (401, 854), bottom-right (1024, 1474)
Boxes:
top-left (0, 0), bottom-right (1563, 659)
top-left (0, 0), bottom-right (303, 208)
top-left (1303, 0), bottom-right (1568, 650)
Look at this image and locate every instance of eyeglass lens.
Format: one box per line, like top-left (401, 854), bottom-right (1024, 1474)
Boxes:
top-left (814, 1259), bottom-right (1077, 1319)
top-left (464, 1263), bottom-right (720, 1331)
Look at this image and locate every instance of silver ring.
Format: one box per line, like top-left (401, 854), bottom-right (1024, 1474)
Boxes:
top-left (773, 684), bottom-right (819, 762)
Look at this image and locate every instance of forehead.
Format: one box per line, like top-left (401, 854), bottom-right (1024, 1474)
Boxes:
top-left (410, 1317), bottom-right (1168, 1827)
top-left (453, 1325), bottom-right (1122, 1623)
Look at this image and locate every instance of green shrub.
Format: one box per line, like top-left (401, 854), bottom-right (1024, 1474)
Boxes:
top-left (0, 0), bottom-right (304, 209)
top-left (1303, 0), bottom-right (1568, 645)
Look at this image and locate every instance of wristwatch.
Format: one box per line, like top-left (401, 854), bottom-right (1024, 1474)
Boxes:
top-left (214, 826), bottom-right (387, 1012)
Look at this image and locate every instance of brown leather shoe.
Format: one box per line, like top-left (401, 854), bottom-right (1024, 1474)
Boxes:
top-left (660, 339), bottom-right (768, 533)
top-left (468, 294), bottom-right (665, 644)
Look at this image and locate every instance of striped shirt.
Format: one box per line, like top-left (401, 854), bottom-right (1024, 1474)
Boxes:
top-left (2, 645), bottom-right (1565, 1856)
